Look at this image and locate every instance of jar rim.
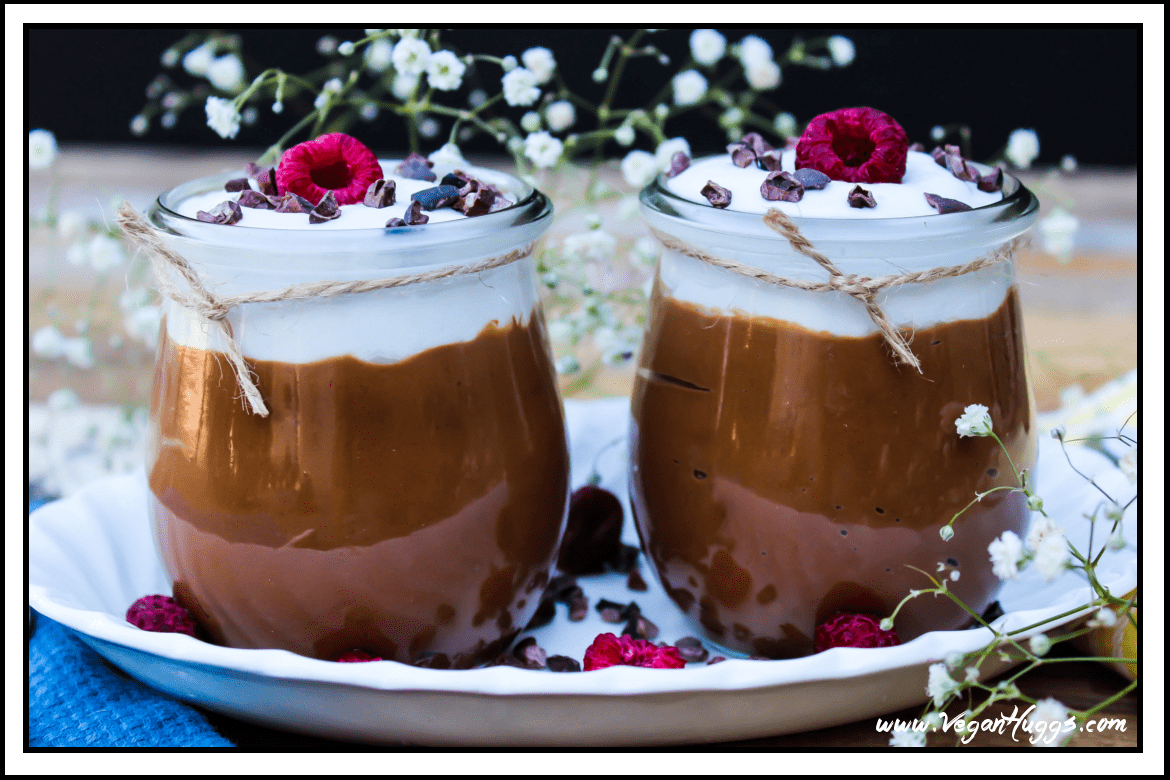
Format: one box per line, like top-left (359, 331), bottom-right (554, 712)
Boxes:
top-left (147, 160), bottom-right (553, 262)
top-left (639, 156), bottom-right (1039, 246)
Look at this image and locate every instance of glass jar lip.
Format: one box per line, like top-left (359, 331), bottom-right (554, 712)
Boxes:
top-left (639, 155), bottom-right (1039, 244)
top-left (147, 160), bottom-right (553, 254)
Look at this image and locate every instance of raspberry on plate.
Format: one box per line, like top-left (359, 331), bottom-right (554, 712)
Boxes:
top-left (795, 107), bottom-right (909, 184)
top-left (814, 612), bottom-right (900, 652)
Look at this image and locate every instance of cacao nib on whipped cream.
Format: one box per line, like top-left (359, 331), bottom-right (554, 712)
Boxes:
top-left (667, 150), bottom-right (1004, 219)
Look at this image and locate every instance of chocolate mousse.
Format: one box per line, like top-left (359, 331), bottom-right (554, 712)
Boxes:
top-left (629, 284), bottom-right (1036, 658)
top-left (148, 311), bottom-right (569, 667)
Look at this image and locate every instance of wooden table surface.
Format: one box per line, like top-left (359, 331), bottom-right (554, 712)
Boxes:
top-left (26, 146), bottom-right (1139, 748)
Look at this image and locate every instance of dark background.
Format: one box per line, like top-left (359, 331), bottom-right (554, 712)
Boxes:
top-left (27, 27), bottom-right (1142, 166)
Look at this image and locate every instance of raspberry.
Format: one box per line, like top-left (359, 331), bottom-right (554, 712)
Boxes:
top-left (337, 650), bottom-right (383, 663)
top-left (814, 613), bottom-right (900, 652)
top-left (795, 107), bottom-right (909, 184)
top-left (583, 632), bottom-right (686, 670)
top-left (276, 133), bottom-right (384, 206)
top-left (125, 594), bottom-right (199, 637)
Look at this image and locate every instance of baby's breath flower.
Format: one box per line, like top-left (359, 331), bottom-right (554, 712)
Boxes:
top-left (954, 403), bottom-right (993, 437)
top-left (690, 29), bottom-right (726, 66)
top-left (774, 112), bottom-right (797, 138)
top-left (950, 570), bottom-right (960, 581)
top-left (614, 124), bottom-right (635, 146)
top-left (746, 59), bottom-right (782, 90)
top-left (521, 111), bottom-right (542, 133)
top-left (392, 37), bottom-right (432, 77)
top-left (654, 103), bottom-right (669, 120)
top-left (889, 726), bottom-right (926, 747)
top-left (964, 665), bottom-right (980, 682)
top-left (879, 617), bottom-right (894, 631)
top-left (161, 112), bottom-right (178, 129)
top-left (32, 326), bottom-right (67, 359)
top-left (545, 100), bottom-right (576, 132)
top-left (654, 137), bottom-right (690, 172)
top-left (595, 325), bottom-right (643, 366)
top-left (468, 89), bottom-right (488, 108)
top-left (939, 525), bottom-right (955, 541)
top-left (365, 39), bottom-right (394, 73)
top-left (65, 242), bottom-right (88, 266)
top-left (271, 101), bottom-right (284, 114)
top-left (1029, 633), bottom-right (1052, 657)
top-left (182, 42), bottom-right (215, 76)
top-left (314, 78), bottom-right (343, 110)
top-left (1025, 515), bottom-right (1064, 551)
top-left (736, 35), bottom-right (773, 68)
top-left (1120, 445), bottom-right (1137, 484)
top-left (316, 36), bottom-right (338, 56)
top-left (1088, 607), bottom-right (1117, 628)
top-left (1027, 697), bottom-right (1070, 747)
top-left (337, 40), bottom-right (356, 57)
top-left (28, 129), bottom-right (58, 170)
top-left (502, 67), bottom-right (541, 107)
top-left (428, 142), bottom-right (467, 167)
top-left (1026, 493), bottom-right (1044, 512)
top-left (521, 47), bottom-right (556, 84)
top-left (719, 106), bottom-right (744, 129)
top-left (630, 236), bottom-right (660, 267)
top-left (827, 35), bottom-right (855, 66)
top-left (46, 387), bottom-right (80, 411)
top-left (1049, 425), bottom-right (1066, 440)
top-left (87, 234), bottom-right (125, 272)
top-left (563, 229), bottom-right (617, 263)
top-left (926, 663), bottom-right (961, 708)
top-left (426, 50), bottom-right (466, 91)
top-left (205, 96), bottom-right (241, 139)
top-left (357, 103), bottom-right (378, 121)
top-left (620, 150), bottom-right (658, 189)
top-left (1038, 207), bottom-right (1080, 263)
top-left (419, 118), bottom-right (440, 139)
top-left (1061, 154), bottom-right (1078, 173)
top-left (1107, 528), bottom-right (1127, 550)
top-left (56, 210), bottom-right (86, 240)
top-left (125, 305), bottom-right (163, 349)
top-left (392, 73), bottom-right (420, 101)
top-left (130, 115), bottom-right (149, 137)
top-left (672, 69), bottom-right (707, 106)
top-left (160, 48), bottom-right (180, 68)
top-left (931, 125), bottom-right (946, 141)
top-left (501, 55), bottom-right (518, 72)
top-left (555, 355), bottom-right (580, 375)
top-left (1006, 128), bottom-right (1040, 169)
top-left (592, 67), bottom-right (608, 83)
top-left (62, 336), bottom-right (95, 369)
top-left (988, 530), bottom-right (1024, 581)
top-left (206, 54), bottom-right (246, 93)
top-left (523, 131), bottom-right (563, 169)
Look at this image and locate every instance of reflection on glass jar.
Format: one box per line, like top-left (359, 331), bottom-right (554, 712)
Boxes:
top-left (145, 165), bottom-right (568, 668)
top-left (632, 164), bottom-right (1039, 657)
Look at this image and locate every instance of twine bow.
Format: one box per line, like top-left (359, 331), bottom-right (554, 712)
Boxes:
top-left (650, 207), bottom-right (1021, 372)
top-left (116, 201), bottom-right (533, 416)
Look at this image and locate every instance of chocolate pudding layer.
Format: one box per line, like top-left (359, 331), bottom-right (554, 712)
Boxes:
top-left (148, 312), bottom-right (569, 667)
top-left (630, 285), bottom-right (1035, 657)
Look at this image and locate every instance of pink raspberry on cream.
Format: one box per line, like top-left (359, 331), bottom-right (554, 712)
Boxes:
top-left (276, 133), bottom-right (385, 206)
top-left (795, 107), bottom-right (909, 184)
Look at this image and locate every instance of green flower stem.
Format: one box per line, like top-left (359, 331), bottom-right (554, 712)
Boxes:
top-left (942, 485), bottom-right (1019, 534)
top-left (1078, 679), bottom-right (1137, 718)
top-left (259, 109), bottom-right (321, 164)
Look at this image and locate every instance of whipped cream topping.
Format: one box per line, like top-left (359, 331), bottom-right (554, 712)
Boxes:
top-left (666, 150), bottom-right (1003, 219)
top-left (175, 160), bottom-right (516, 229)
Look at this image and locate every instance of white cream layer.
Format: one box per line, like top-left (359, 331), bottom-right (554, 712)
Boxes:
top-left (667, 150), bottom-right (1002, 219)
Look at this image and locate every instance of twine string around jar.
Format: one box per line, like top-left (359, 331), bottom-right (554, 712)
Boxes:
top-left (116, 201), bottom-right (534, 417)
top-left (649, 207), bottom-right (1022, 373)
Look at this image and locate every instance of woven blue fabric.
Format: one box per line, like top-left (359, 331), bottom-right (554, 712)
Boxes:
top-left (27, 498), bottom-right (232, 747)
top-left (27, 613), bottom-right (234, 747)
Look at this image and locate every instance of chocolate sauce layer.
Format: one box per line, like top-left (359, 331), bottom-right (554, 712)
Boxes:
top-left (630, 285), bottom-right (1036, 657)
top-left (148, 313), bottom-right (569, 667)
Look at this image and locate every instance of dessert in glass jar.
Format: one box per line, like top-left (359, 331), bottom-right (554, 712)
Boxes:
top-left (631, 109), bottom-right (1039, 657)
top-left (144, 134), bottom-right (569, 668)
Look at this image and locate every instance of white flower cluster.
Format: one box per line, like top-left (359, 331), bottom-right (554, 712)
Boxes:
top-left (954, 404), bottom-right (993, 437)
top-left (523, 131), bottom-right (563, 169)
top-left (926, 662), bottom-right (961, 707)
top-left (620, 138), bottom-right (691, 189)
top-left (1038, 207), bottom-right (1080, 263)
top-left (737, 35), bottom-right (781, 90)
top-left (689, 29), bottom-right (726, 65)
top-left (205, 96), bottom-right (241, 139)
top-left (1006, 128), bottom-right (1040, 169)
top-left (987, 529), bottom-right (1024, 581)
top-left (28, 129), bottom-right (58, 170)
top-left (31, 326), bottom-right (94, 369)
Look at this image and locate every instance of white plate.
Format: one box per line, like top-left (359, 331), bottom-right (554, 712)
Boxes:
top-left (28, 399), bottom-right (1137, 746)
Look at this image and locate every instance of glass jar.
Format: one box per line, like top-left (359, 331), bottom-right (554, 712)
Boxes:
top-left (145, 166), bottom-right (568, 668)
top-left (632, 163), bottom-right (1039, 658)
